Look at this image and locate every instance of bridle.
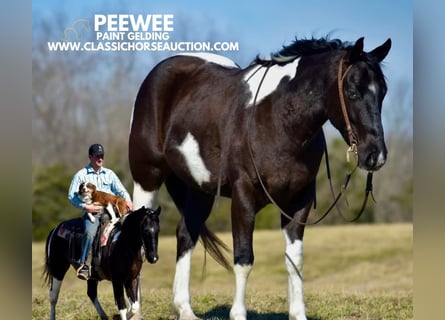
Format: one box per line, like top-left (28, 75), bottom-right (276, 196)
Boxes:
top-left (337, 54), bottom-right (358, 157)
top-left (246, 53), bottom-right (374, 225)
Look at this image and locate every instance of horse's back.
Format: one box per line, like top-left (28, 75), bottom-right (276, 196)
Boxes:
top-left (131, 53), bottom-right (242, 135)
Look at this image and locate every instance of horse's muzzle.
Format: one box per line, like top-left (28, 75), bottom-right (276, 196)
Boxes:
top-left (147, 255), bottom-right (159, 264)
top-left (360, 150), bottom-right (386, 171)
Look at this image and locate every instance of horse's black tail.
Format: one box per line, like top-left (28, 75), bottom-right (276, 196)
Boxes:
top-left (199, 224), bottom-right (231, 271)
top-left (42, 228), bottom-right (55, 287)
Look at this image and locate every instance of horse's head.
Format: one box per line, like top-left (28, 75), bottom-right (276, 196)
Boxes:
top-left (328, 37), bottom-right (391, 171)
top-left (140, 206), bottom-right (161, 264)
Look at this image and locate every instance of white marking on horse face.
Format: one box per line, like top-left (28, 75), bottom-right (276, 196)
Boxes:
top-left (132, 183), bottom-right (158, 210)
top-left (244, 58), bottom-right (300, 107)
top-left (282, 230), bottom-right (306, 319)
top-left (173, 250), bottom-right (197, 318)
top-left (177, 52), bottom-right (239, 68)
top-left (230, 264), bottom-right (253, 320)
top-left (176, 132), bottom-right (211, 186)
top-left (368, 82), bottom-right (378, 95)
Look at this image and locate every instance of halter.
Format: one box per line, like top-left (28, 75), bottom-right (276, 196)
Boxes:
top-left (246, 53), bottom-right (374, 225)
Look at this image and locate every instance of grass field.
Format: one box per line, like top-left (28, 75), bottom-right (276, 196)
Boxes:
top-left (32, 223), bottom-right (412, 320)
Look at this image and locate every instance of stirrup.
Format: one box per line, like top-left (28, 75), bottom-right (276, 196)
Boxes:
top-left (76, 264), bottom-right (83, 273)
top-left (76, 264), bottom-right (90, 280)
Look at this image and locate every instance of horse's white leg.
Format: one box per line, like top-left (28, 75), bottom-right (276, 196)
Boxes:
top-left (119, 309), bottom-right (128, 320)
top-left (173, 249), bottom-right (199, 320)
top-left (229, 264), bottom-right (252, 320)
top-left (49, 277), bottom-right (62, 320)
top-left (130, 277), bottom-right (142, 314)
top-left (283, 231), bottom-right (307, 320)
top-left (133, 182), bottom-right (158, 210)
top-left (126, 275), bottom-right (142, 319)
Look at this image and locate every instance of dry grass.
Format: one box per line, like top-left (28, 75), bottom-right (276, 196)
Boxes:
top-left (32, 224), bottom-right (412, 319)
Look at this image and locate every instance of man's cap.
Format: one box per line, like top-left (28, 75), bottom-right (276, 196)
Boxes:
top-left (88, 144), bottom-right (105, 156)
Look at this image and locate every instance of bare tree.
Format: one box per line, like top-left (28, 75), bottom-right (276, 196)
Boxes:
top-left (32, 16), bottom-right (142, 174)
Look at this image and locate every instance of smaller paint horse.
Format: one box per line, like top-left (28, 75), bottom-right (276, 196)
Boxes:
top-left (43, 206), bottom-right (161, 320)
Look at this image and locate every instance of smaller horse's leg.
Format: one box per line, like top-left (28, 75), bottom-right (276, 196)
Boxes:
top-left (112, 278), bottom-right (129, 320)
top-left (124, 275), bottom-right (142, 318)
top-left (49, 277), bottom-right (62, 320)
top-left (87, 279), bottom-right (107, 320)
top-left (282, 202), bottom-right (312, 320)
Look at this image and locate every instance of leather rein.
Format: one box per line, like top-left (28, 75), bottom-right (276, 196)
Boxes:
top-left (247, 54), bottom-right (375, 225)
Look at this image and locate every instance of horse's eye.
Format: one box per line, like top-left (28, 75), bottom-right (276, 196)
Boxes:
top-left (348, 89), bottom-right (360, 100)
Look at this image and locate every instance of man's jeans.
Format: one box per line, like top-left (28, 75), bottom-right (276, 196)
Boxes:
top-left (77, 213), bottom-right (100, 265)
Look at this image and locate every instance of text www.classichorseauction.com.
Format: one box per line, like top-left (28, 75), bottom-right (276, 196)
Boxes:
top-left (47, 14), bottom-right (240, 52)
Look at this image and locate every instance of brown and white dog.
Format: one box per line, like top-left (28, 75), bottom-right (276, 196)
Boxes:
top-left (78, 182), bottom-right (129, 222)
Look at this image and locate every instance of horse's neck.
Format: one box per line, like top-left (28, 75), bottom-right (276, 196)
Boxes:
top-left (270, 89), bottom-right (328, 150)
top-left (272, 55), bottom-right (339, 148)
top-left (117, 225), bottom-right (142, 253)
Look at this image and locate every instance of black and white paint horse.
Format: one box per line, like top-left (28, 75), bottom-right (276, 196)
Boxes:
top-left (43, 206), bottom-right (161, 320)
top-left (129, 37), bottom-right (391, 320)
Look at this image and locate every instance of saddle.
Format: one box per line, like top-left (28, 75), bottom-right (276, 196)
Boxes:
top-left (56, 214), bottom-right (122, 279)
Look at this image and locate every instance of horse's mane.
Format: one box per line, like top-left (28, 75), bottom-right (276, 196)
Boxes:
top-left (254, 36), bottom-right (351, 66)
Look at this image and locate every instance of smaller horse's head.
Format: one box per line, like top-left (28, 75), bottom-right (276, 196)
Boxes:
top-left (140, 206), bottom-right (161, 264)
top-left (328, 37), bottom-right (391, 171)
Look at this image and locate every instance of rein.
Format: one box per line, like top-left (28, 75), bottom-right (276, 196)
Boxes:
top-left (247, 54), bottom-right (375, 225)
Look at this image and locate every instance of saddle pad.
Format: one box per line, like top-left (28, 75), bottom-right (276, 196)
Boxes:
top-left (56, 217), bottom-right (120, 246)
top-left (100, 223), bottom-right (114, 246)
top-left (56, 218), bottom-right (83, 239)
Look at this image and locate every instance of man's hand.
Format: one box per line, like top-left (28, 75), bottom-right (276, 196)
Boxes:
top-left (126, 201), bottom-right (134, 212)
top-left (84, 204), bottom-right (103, 214)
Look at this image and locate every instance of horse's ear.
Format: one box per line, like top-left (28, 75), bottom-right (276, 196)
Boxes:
top-left (369, 38), bottom-right (391, 62)
top-left (154, 206), bottom-right (161, 216)
top-left (348, 37), bottom-right (364, 63)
